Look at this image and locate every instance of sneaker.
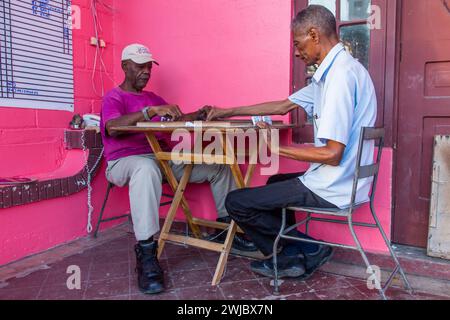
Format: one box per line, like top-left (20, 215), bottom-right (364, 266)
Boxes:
top-left (250, 255), bottom-right (305, 279)
top-left (297, 245), bottom-right (334, 281)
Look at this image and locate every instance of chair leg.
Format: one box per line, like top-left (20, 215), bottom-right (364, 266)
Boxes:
top-left (369, 203), bottom-right (413, 294)
top-left (347, 215), bottom-right (387, 300)
top-left (93, 182), bottom-right (113, 238)
top-left (305, 213), bottom-right (311, 236)
top-left (185, 220), bottom-right (190, 238)
top-left (273, 208), bottom-right (288, 295)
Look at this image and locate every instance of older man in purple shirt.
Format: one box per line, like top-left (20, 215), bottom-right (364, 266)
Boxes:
top-left (100, 44), bottom-right (256, 295)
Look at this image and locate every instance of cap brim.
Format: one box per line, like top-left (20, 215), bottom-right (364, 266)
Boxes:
top-left (129, 57), bottom-right (159, 65)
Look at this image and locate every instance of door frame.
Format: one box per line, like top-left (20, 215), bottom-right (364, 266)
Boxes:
top-left (389, 0), bottom-right (404, 244)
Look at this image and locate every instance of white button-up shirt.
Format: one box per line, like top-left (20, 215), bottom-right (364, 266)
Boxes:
top-left (288, 43), bottom-right (377, 209)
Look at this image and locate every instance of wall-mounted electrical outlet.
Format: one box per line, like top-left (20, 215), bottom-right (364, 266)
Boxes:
top-left (90, 37), bottom-right (98, 46)
top-left (99, 39), bottom-right (106, 48)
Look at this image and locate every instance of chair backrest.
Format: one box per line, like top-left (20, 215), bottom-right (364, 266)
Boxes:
top-left (349, 127), bottom-right (385, 208)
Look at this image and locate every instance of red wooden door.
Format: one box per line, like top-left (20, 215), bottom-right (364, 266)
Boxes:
top-left (394, 0), bottom-right (450, 247)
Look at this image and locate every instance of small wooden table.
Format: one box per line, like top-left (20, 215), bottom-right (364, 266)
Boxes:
top-left (113, 121), bottom-right (295, 285)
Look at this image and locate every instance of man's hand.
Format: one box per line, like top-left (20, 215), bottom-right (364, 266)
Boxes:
top-left (200, 105), bottom-right (228, 121)
top-left (256, 121), bottom-right (273, 150)
top-left (178, 109), bottom-right (207, 121)
top-left (150, 104), bottom-right (183, 121)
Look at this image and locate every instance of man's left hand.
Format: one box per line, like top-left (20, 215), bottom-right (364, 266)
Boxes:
top-left (256, 121), bottom-right (272, 148)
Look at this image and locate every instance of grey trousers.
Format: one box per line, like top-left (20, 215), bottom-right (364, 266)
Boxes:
top-left (106, 154), bottom-right (237, 241)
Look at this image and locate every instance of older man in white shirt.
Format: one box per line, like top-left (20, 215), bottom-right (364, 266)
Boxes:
top-left (202, 4), bottom-right (377, 280)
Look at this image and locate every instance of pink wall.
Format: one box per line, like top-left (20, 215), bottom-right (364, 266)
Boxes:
top-left (113, 0), bottom-right (293, 114)
top-left (1, 0), bottom-right (392, 266)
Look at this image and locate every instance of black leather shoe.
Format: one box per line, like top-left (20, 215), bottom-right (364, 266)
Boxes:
top-left (205, 217), bottom-right (258, 252)
top-left (134, 242), bottom-right (164, 294)
top-left (297, 245), bottom-right (334, 281)
top-left (250, 255), bottom-right (305, 279)
top-left (232, 233), bottom-right (258, 252)
top-left (205, 231), bottom-right (258, 252)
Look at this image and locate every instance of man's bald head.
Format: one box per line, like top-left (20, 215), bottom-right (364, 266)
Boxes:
top-left (291, 5), bottom-right (338, 40)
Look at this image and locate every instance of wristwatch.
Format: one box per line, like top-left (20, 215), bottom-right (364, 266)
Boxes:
top-left (142, 107), bottom-right (151, 121)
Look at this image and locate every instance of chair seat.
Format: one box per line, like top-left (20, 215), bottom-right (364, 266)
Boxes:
top-left (287, 206), bottom-right (350, 216)
top-left (287, 201), bottom-right (368, 217)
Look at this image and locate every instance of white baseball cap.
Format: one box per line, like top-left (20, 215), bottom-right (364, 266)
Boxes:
top-left (121, 43), bottom-right (159, 65)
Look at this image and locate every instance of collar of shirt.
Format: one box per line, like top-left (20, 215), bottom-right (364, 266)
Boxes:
top-left (312, 42), bottom-right (345, 84)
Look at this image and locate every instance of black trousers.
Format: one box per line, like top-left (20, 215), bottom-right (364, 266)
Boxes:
top-left (225, 172), bottom-right (338, 256)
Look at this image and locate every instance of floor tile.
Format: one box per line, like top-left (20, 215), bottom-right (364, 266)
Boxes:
top-left (0, 286), bottom-right (41, 300)
top-left (90, 248), bottom-right (129, 266)
top-left (89, 262), bottom-right (129, 282)
top-left (178, 285), bottom-right (225, 300)
top-left (130, 290), bottom-right (178, 300)
top-left (84, 277), bottom-right (130, 299)
top-left (284, 291), bottom-right (322, 300)
top-left (201, 252), bottom-right (246, 269)
top-left (212, 264), bottom-right (257, 283)
top-left (95, 294), bottom-right (130, 300)
top-left (384, 287), bottom-right (421, 300)
top-left (166, 255), bottom-right (209, 272)
top-left (2, 269), bottom-right (49, 290)
top-left (51, 253), bottom-right (93, 267)
top-left (258, 277), bottom-right (311, 297)
top-left (220, 279), bottom-right (270, 300)
top-left (413, 291), bottom-right (450, 300)
top-left (314, 285), bottom-right (368, 300)
top-left (37, 283), bottom-right (87, 300)
top-left (305, 272), bottom-right (354, 291)
top-left (163, 243), bottom-right (202, 258)
top-left (102, 237), bottom-right (130, 251)
top-left (167, 268), bottom-right (213, 289)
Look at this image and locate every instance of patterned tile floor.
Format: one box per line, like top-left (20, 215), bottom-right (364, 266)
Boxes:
top-left (1, 231), bottom-right (449, 300)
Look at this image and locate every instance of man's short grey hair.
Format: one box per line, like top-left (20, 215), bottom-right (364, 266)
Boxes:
top-left (291, 5), bottom-right (337, 38)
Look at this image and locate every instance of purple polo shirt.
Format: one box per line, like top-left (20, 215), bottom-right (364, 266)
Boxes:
top-left (100, 87), bottom-right (172, 162)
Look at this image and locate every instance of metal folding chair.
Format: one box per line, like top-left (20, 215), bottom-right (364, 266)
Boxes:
top-left (93, 181), bottom-right (174, 238)
top-left (272, 127), bottom-right (413, 300)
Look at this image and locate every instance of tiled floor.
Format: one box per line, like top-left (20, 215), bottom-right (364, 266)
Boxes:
top-left (1, 231), bottom-right (449, 300)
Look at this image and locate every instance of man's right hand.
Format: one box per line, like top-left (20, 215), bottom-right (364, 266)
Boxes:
top-left (150, 104), bottom-right (183, 121)
top-left (200, 105), bottom-right (229, 121)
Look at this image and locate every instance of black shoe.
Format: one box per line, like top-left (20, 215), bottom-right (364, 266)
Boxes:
top-left (297, 245), bottom-right (334, 281)
top-left (250, 255), bottom-right (305, 279)
top-left (134, 242), bottom-right (164, 294)
top-left (205, 217), bottom-right (258, 252)
top-left (232, 233), bottom-right (258, 252)
top-left (205, 230), bottom-right (258, 252)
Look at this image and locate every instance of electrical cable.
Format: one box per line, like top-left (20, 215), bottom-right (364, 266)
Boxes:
top-left (82, 0), bottom-right (111, 233)
top-left (81, 129), bottom-right (104, 233)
